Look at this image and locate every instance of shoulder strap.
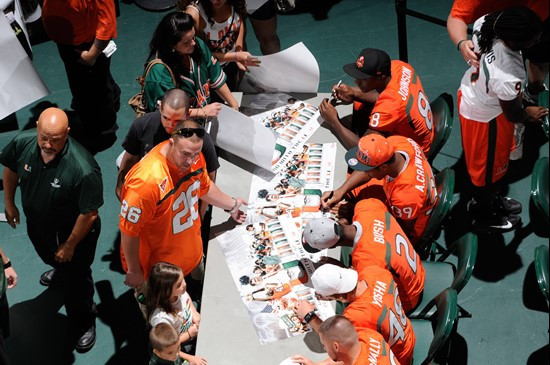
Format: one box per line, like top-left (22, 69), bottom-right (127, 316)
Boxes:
top-left (143, 59), bottom-right (178, 87)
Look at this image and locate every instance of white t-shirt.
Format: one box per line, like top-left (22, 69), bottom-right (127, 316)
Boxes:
top-left (150, 292), bottom-right (194, 334)
top-left (459, 15), bottom-right (526, 122)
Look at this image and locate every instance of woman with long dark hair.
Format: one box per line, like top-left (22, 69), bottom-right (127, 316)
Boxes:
top-left (458, 6), bottom-right (548, 231)
top-left (144, 12), bottom-right (239, 119)
top-left (183, 0), bottom-right (260, 91)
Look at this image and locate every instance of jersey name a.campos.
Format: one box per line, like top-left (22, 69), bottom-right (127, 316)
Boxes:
top-left (354, 328), bottom-right (400, 365)
top-left (352, 198), bottom-right (425, 312)
top-left (384, 136), bottom-right (437, 244)
top-left (370, 60), bottom-right (434, 154)
top-left (459, 15), bottom-right (525, 122)
top-left (119, 141), bottom-right (210, 277)
top-left (344, 266), bottom-right (415, 365)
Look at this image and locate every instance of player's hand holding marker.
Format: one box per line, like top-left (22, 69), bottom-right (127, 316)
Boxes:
top-left (321, 190), bottom-right (343, 212)
top-left (331, 81), bottom-right (355, 105)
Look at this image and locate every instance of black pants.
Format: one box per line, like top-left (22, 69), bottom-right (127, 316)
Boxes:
top-left (27, 217), bottom-right (101, 338)
top-left (57, 43), bottom-right (120, 147)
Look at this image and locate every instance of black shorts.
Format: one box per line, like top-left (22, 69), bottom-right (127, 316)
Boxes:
top-left (524, 17), bottom-right (549, 63)
top-left (249, 0), bottom-right (277, 20)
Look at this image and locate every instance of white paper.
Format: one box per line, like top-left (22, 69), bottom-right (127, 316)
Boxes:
top-left (245, 0), bottom-right (269, 13)
top-left (216, 218), bottom-right (334, 345)
top-left (0, 15), bottom-right (49, 119)
top-left (210, 104), bottom-right (277, 171)
top-left (251, 101), bottom-right (323, 173)
top-left (240, 42), bottom-right (320, 93)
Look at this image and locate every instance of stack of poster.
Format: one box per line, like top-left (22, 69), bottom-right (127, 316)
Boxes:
top-left (216, 218), bottom-right (334, 345)
top-left (251, 100), bottom-right (323, 173)
top-left (216, 142), bottom-right (337, 344)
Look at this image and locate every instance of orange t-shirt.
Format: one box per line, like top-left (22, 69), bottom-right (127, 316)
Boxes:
top-left (344, 266), bottom-right (415, 365)
top-left (369, 61), bottom-right (434, 155)
top-left (450, 0), bottom-right (548, 24)
top-left (383, 136), bottom-right (437, 245)
top-left (354, 328), bottom-right (401, 365)
top-left (351, 199), bottom-right (425, 313)
top-left (119, 141), bottom-right (210, 278)
top-left (42, 0), bottom-right (117, 45)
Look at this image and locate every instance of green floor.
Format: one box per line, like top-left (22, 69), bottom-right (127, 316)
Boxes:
top-left (1, 0), bottom-right (548, 364)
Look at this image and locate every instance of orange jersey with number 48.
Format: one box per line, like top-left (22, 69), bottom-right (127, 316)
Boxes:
top-left (119, 141), bottom-right (210, 278)
top-left (344, 266), bottom-right (415, 365)
top-left (370, 60), bottom-right (434, 154)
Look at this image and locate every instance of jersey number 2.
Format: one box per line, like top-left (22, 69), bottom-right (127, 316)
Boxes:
top-left (172, 180), bottom-right (201, 234)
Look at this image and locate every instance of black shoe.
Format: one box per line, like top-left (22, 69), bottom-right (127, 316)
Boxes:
top-left (75, 325), bottom-right (96, 353)
top-left (495, 196), bottom-right (522, 215)
top-left (473, 213), bottom-right (521, 233)
top-left (40, 269), bottom-right (60, 287)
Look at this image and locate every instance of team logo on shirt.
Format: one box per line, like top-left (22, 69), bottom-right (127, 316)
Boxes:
top-left (356, 55), bottom-right (364, 68)
top-left (50, 178), bottom-right (61, 188)
top-left (24, 164), bottom-right (32, 172)
top-left (159, 177), bottom-right (168, 193)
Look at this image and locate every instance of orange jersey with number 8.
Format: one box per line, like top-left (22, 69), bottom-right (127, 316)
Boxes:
top-left (119, 141), bottom-right (210, 278)
top-left (344, 266), bottom-right (415, 365)
top-left (369, 60), bottom-right (434, 155)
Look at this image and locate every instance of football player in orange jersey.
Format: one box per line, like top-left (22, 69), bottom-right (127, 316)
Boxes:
top-left (291, 315), bottom-right (400, 365)
top-left (119, 119), bottom-right (247, 290)
top-left (319, 48), bottom-right (433, 155)
top-left (322, 134), bottom-right (437, 245)
top-left (294, 264), bottom-right (414, 365)
top-left (302, 199), bottom-right (425, 313)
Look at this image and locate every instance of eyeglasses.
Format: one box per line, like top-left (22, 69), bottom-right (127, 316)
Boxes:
top-left (172, 127), bottom-right (205, 138)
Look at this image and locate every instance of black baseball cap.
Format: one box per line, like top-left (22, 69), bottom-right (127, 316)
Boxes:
top-left (343, 48), bottom-right (391, 80)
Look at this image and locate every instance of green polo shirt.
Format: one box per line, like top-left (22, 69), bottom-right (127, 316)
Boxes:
top-left (0, 130), bottom-right (103, 235)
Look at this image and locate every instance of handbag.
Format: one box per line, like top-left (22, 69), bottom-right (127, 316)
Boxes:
top-left (128, 59), bottom-right (177, 118)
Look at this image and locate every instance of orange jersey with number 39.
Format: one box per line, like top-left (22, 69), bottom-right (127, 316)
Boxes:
top-left (369, 61), bottom-right (434, 154)
top-left (352, 198), bottom-right (425, 312)
top-left (344, 266), bottom-right (415, 365)
top-left (119, 141), bottom-right (210, 278)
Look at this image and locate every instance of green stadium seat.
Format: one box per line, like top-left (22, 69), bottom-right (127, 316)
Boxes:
top-left (408, 232), bottom-right (478, 320)
top-left (531, 157), bottom-right (549, 222)
top-left (534, 245), bottom-right (549, 305)
top-left (416, 168), bottom-right (455, 259)
top-left (427, 93), bottom-right (454, 165)
top-left (411, 288), bottom-right (458, 365)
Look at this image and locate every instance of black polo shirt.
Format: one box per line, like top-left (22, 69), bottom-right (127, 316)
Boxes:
top-left (0, 130), bottom-right (103, 236)
top-left (121, 111), bottom-right (220, 172)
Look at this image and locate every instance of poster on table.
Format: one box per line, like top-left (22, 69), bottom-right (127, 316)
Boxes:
top-left (251, 101), bottom-right (324, 174)
top-left (247, 142), bottom-right (337, 223)
top-left (239, 42), bottom-right (320, 94)
top-left (216, 218), bottom-right (334, 344)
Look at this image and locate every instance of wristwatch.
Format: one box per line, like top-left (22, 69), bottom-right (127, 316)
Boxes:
top-left (303, 310), bottom-right (316, 324)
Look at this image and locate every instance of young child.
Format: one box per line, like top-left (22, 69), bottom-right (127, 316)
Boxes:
top-left (145, 262), bottom-right (206, 365)
top-left (149, 323), bottom-right (187, 365)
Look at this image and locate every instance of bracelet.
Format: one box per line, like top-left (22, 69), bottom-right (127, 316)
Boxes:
top-left (224, 197), bottom-right (238, 214)
top-left (304, 310), bottom-right (316, 324)
top-left (457, 39), bottom-right (467, 51)
top-left (3, 259), bottom-right (11, 269)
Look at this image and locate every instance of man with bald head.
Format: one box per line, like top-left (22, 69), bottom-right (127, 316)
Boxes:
top-left (119, 119), bottom-right (246, 291)
top-left (291, 315), bottom-right (399, 365)
top-left (0, 107), bottom-right (103, 353)
top-left (115, 88), bottom-right (219, 200)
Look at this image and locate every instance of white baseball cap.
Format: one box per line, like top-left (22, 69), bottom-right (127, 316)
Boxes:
top-left (302, 218), bottom-right (342, 253)
top-left (311, 264), bottom-right (358, 297)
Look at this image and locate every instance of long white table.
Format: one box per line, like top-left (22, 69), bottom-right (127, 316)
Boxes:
top-left (196, 93), bottom-right (352, 365)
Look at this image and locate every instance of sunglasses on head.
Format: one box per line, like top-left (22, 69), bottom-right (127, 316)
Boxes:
top-left (172, 127), bottom-right (205, 138)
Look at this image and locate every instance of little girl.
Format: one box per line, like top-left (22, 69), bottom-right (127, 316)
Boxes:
top-left (145, 262), bottom-right (206, 365)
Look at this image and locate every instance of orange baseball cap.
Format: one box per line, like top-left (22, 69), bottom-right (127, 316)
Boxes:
top-left (345, 134), bottom-right (394, 171)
